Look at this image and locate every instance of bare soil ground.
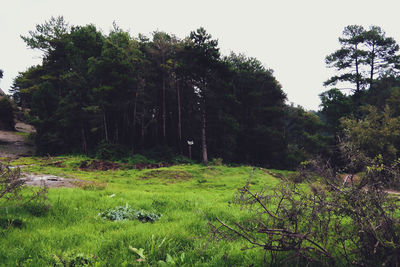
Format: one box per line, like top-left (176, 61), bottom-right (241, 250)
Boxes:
top-left (0, 123), bottom-right (84, 187)
top-left (22, 173), bottom-right (82, 188)
top-left (0, 122), bottom-right (35, 158)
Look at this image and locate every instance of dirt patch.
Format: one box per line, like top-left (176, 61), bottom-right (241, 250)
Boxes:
top-left (0, 124), bottom-right (35, 159)
top-left (14, 122), bottom-right (36, 134)
top-left (22, 173), bottom-right (83, 188)
top-left (139, 169), bottom-right (192, 181)
top-left (79, 160), bottom-right (173, 171)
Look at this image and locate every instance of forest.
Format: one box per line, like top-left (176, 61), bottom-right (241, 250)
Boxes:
top-left (2, 17), bottom-right (400, 266)
top-left (6, 18), bottom-right (400, 172)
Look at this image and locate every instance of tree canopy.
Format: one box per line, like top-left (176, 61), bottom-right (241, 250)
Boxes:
top-left (14, 17), bottom-right (295, 168)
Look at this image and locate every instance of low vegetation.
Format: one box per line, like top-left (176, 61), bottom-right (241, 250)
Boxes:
top-left (0, 156), bottom-right (288, 266)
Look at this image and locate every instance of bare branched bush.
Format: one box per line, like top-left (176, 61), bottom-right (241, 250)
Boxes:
top-left (0, 162), bottom-right (48, 209)
top-left (211, 158), bottom-right (400, 266)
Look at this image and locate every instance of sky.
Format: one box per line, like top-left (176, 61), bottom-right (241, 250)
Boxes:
top-left (1, 0), bottom-right (400, 110)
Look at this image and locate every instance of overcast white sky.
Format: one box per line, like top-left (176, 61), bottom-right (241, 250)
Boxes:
top-left (1, 0), bottom-right (400, 110)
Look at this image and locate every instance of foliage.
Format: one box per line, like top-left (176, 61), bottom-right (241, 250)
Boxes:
top-left (284, 105), bottom-right (329, 169)
top-left (98, 204), bottom-right (161, 223)
top-left (325, 25), bottom-right (400, 91)
top-left (210, 158), bottom-right (223, 166)
top-left (94, 142), bottom-right (129, 161)
top-left (340, 105), bottom-right (400, 164)
top-left (14, 17), bottom-right (289, 168)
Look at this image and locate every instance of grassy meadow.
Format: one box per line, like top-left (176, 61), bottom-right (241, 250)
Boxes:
top-left (0, 156), bottom-right (293, 266)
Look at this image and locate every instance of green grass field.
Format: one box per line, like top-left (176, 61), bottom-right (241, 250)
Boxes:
top-left (0, 156), bottom-right (293, 266)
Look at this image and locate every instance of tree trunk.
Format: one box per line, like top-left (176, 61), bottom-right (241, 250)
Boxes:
top-left (201, 110), bottom-right (208, 165)
top-left (177, 79), bottom-right (182, 152)
top-left (370, 44), bottom-right (375, 88)
top-left (162, 73), bottom-right (166, 142)
top-left (103, 111), bottom-right (109, 142)
top-left (132, 84), bottom-right (140, 151)
top-left (141, 107), bottom-right (145, 146)
top-left (355, 44), bottom-right (360, 92)
top-left (81, 125), bottom-right (87, 154)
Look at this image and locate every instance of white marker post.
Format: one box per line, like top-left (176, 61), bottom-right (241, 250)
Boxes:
top-left (187, 140), bottom-right (194, 160)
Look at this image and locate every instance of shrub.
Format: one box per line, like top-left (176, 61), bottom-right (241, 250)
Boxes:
top-left (99, 204), bottom-right (161, 223)
top-left (171, 155), bottom-right (193, 164)
top-left (52, 251), bottom-right (96, 266)
top-left (126, 154), bottom-right (154, 165)
top-left (210, 158), bottom-right (223, 166)
top-left (0, 162), bottom-right (47, 205)
top-left (211, 160), bottom-right (400, 266)
top-left (95, 142), bottom-right (129, 161)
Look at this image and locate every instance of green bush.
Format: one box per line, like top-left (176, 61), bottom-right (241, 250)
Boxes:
top-left (95, 142), bottom-right (129, 161)
top-left (171, 155), bottom-right (193, 164)
top-left (125, 154), bottom-right (155, 165)
top-left (98, 204), bottom-right (161, 223)
top-left (210, 158), bottom-right (223, 166)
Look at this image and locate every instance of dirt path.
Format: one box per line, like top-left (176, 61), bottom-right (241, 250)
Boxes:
top-left (22, 172), bottom-right (82, 188)
top-left (0, 122), bottom-right (35, 158)
top-left (0, 123), bottom-right (88, 188)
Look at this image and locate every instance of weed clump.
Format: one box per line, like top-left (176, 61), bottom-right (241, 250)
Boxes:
top-left (99, 204), bottom-right (161, 223)
top-left (0, 218), bottom-right (23, 229)
top-left (52, 251), bottom-right (97, 266)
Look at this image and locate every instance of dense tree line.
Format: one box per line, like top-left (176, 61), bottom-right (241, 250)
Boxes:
top-left (14, 19), bottom-right (400, 170)
top-left (320, 25), bottom-right (400, 168)
top-left (13, 17), bottom-right (321, 168)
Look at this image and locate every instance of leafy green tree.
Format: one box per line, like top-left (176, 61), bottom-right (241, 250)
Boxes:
top-left (325, 25), bottom-right (367, 92)
top-left (21, 16), bottom-right (69, 56)
top-left (326, 25), bottom-right (400, 92)
top-left (150, 31), bottom-right (174, 142)
top-left (11, 65), bottom-right (45, 108)
top-left (363, 26), bottom-right (400, 87)
top-left (185, 27), bottom-right (220, 165)
top-left (340, 105), bottom-right (400, 163)
top-left (319, 88), bottom-right (353, 132)
top-left (14, 18), bottom-right (294, 168)
top-left (226, 53), bottom-right (286, 167)
top-left (284, 105), bottom-right (328, 169)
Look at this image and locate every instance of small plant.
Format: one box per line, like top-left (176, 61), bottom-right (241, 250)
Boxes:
top-left (52, 251), bottom-right (96, 266)
top-left (99, 204), bottom-right (161, 223)
top-left (210, 158), bottom-right (223, 166)
top-left (0, 218), bottom-right (23, 229)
